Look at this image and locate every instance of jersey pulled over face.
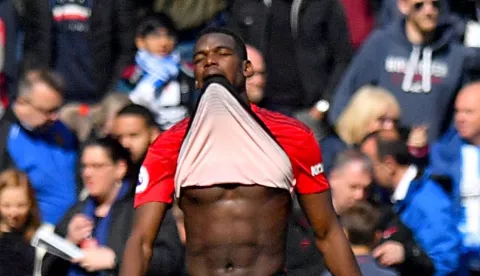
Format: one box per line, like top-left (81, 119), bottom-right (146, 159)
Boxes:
top-left (175, 81), bottom-right (294, 197)
top-left (134, 78), bottom-right (329, 207)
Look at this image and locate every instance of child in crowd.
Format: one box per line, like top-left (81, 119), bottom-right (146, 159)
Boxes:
top-left (121, 13), bottom-right (194, 131)
top-left (0, 169), bottom-right (41, 276)
top-left (323, 202), bottom-right (399, 276)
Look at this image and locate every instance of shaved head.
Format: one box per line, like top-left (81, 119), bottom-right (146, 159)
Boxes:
top-left (245, 45), bottom-right (266, 104)
top-left (455, 82), bottom-right (480, 145)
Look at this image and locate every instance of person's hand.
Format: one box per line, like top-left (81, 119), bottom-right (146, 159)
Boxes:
top-left (373, 241), bottom-right (406, 266)
top-left (72, 247), bottom-right (116, 272)
top-left (407, 125), bottom-right (428, 148)
top-left (309, 106), bottom-right (325, 121)
top-left (66, 214), bottom-right (93, 245)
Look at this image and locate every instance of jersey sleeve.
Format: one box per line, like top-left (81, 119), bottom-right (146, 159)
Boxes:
top-left (134, 119), bottom-right (189, 208)
top-left (293, 132), bottom-right (330, 194)
top-left (134, 144), bottom-right (176, 207)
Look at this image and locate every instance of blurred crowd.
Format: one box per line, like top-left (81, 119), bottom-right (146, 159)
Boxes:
top-left (1, 0), bottom-right (480, 275)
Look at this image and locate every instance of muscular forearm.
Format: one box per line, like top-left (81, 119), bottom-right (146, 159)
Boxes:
top-left (120, 235), bottom-right (152, 276)
top-left (316, 223), bottom-right (361, 276)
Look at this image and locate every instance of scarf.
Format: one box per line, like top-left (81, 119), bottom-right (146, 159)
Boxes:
top-left (67, 181), bottom-right (130, 276)
top-left (129, 50), bottom-right (180, 107)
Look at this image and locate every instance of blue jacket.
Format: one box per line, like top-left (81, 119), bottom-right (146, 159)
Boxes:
top-left (394, 170), bottom-right (460, 276)
top-left (429, 128), bottom-right (480, 274)
top-left (329, 18), bottom-right (468, 141)
top-left (0, 109), bottom-right (78, 225)
top-left (429, 127), bottom-right (463, 206)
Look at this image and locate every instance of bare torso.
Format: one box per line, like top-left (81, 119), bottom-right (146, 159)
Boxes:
top-left (179, 184), bottom-right (292, 276)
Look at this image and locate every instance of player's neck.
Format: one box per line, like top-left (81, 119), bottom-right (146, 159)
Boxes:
top-left (351, 245), bottom-right (371, 256)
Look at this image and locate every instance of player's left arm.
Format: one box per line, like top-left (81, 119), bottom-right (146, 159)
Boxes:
top-left (294, 132), bottom-right (361, 276)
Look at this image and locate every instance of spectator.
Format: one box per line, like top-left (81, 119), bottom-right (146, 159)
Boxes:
top-left (0, 69), bottom-right (77, 225)
top-left (229, 0), bottom-right (353, 141)
top-left (111, 103), bottom-right (160, 170)
top-left (330, 0), bottom-right (468, 142)
top-left (378, 0), bottom-right (451, 27)
top-left (336, 85), bottom-right (402, 146)
top-left (22, 0), bottom-right (136, 103)
top-left (361, 130), bottom-right (460, 275)
top-left (245, 44), bottom-right (265, 104)
top-left (323, 202), bottom-right (399, 276)
top-left (0, 169), bottom-right (41, 276)
top-left (42, 136), bottom-right (185, 275)
top-left (329, 148), bottom-right (434, 275)
top-left (429, 82), bottom-right (480, 275)
top-left (335, 85), bottom-right (429, 160)
top-left (125, 13), bottom-right (193, 131)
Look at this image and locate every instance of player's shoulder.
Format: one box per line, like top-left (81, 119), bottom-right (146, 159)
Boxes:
top-left (253, 105), bottom-right (314, 141)
top-left (150, 117), bottom-right (190, 150)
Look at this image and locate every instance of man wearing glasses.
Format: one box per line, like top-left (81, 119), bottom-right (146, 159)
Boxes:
top-left (330, 0), bottom-right (468, 142)
top-left (0, 69), bottom-right (77, 225)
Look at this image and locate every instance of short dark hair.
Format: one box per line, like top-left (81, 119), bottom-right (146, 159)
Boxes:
top-left (83, 136), bottom-right (132, 165)
top-left (341, 202), bottom-right (380, 246)
top-left (360, 129), bottom-right (411, 165)
top-left (116, 104), bottom-right (158, 128)
top-left (136, 13), bottom-right (177, 38)
top-left (197, 27), bottom-right (247, 60)
top-left (18, 69), bottom-right (65, 96)
top-left (376, 133), bottom-right (411, 166)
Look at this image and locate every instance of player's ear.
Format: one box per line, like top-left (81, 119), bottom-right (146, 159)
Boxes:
top-left (243, 60), bottom-right (254, 78)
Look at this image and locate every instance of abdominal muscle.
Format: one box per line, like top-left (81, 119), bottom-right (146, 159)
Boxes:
top-left (179, 184), bottom-right (292, 276)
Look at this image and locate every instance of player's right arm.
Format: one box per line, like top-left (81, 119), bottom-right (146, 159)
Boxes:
top-left (120, 202), bottom-right (169, 276)
top-left (120, 122), bottom-right (184, 276)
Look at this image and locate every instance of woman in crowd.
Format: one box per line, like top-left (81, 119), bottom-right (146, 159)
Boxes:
top-left (335, 85), bottom-right (428, 158)
top-left (42, 136), bottom-right (184, 276)
top-left (0, 169), bottom-right (41, 276)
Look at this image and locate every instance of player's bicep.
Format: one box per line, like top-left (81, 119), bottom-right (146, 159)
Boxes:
top-left (131, 202), bottom-right (169, 244)
top-left (294, 132), bottom-right (329, 194)
top-left (298, 191), bottom-right (337, 239)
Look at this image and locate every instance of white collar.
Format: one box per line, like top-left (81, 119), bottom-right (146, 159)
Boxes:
top-left (392, 165), bottom-right (418, 202)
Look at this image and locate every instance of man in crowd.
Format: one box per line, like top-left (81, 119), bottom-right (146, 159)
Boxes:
top-left (245, 44), bottom-right (265, 104)
top-left (0, 69), bottom-right (77, 225)
top-left (111, 103), bottom-right (186, 276)
top-left (22, 0), bottom-right (135, 103)
top-left (361, 130), bottom-right (460, 275)
top-left (329, 148), bottom-right (434, 275)
top-left (331, 0), bottom-right (468, 141)
top-left (430, 82), bottom-right (480, 275)
top-left (121, 27), bottom-right (360, 276)
top-left (112, 103), bottom-right (161, 170)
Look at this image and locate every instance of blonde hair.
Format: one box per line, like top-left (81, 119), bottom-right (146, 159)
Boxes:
top-left (0, 169), bottom-right (41, 241)
top-left (335, 85), bottom-right (401, 145)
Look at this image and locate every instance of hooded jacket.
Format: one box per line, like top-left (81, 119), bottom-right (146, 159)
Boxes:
top-left (330, 18), bottom-right (468, 141)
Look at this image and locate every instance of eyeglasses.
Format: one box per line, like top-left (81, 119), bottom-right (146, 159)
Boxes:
top-left (24, 99), bottom-right (60, 117)
top-left (80, 163), bottom-right (114, 171)
top-left (377, 116), bottom-right (399, 126)
top-left (413, 0), bottom-right (440, 12)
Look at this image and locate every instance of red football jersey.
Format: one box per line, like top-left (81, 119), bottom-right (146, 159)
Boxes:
top-left (134, 104), bottom-right (329, 208)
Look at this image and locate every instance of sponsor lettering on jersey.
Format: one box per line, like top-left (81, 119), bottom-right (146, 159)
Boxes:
top-left (311, 163), bottom-right (324, 177)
